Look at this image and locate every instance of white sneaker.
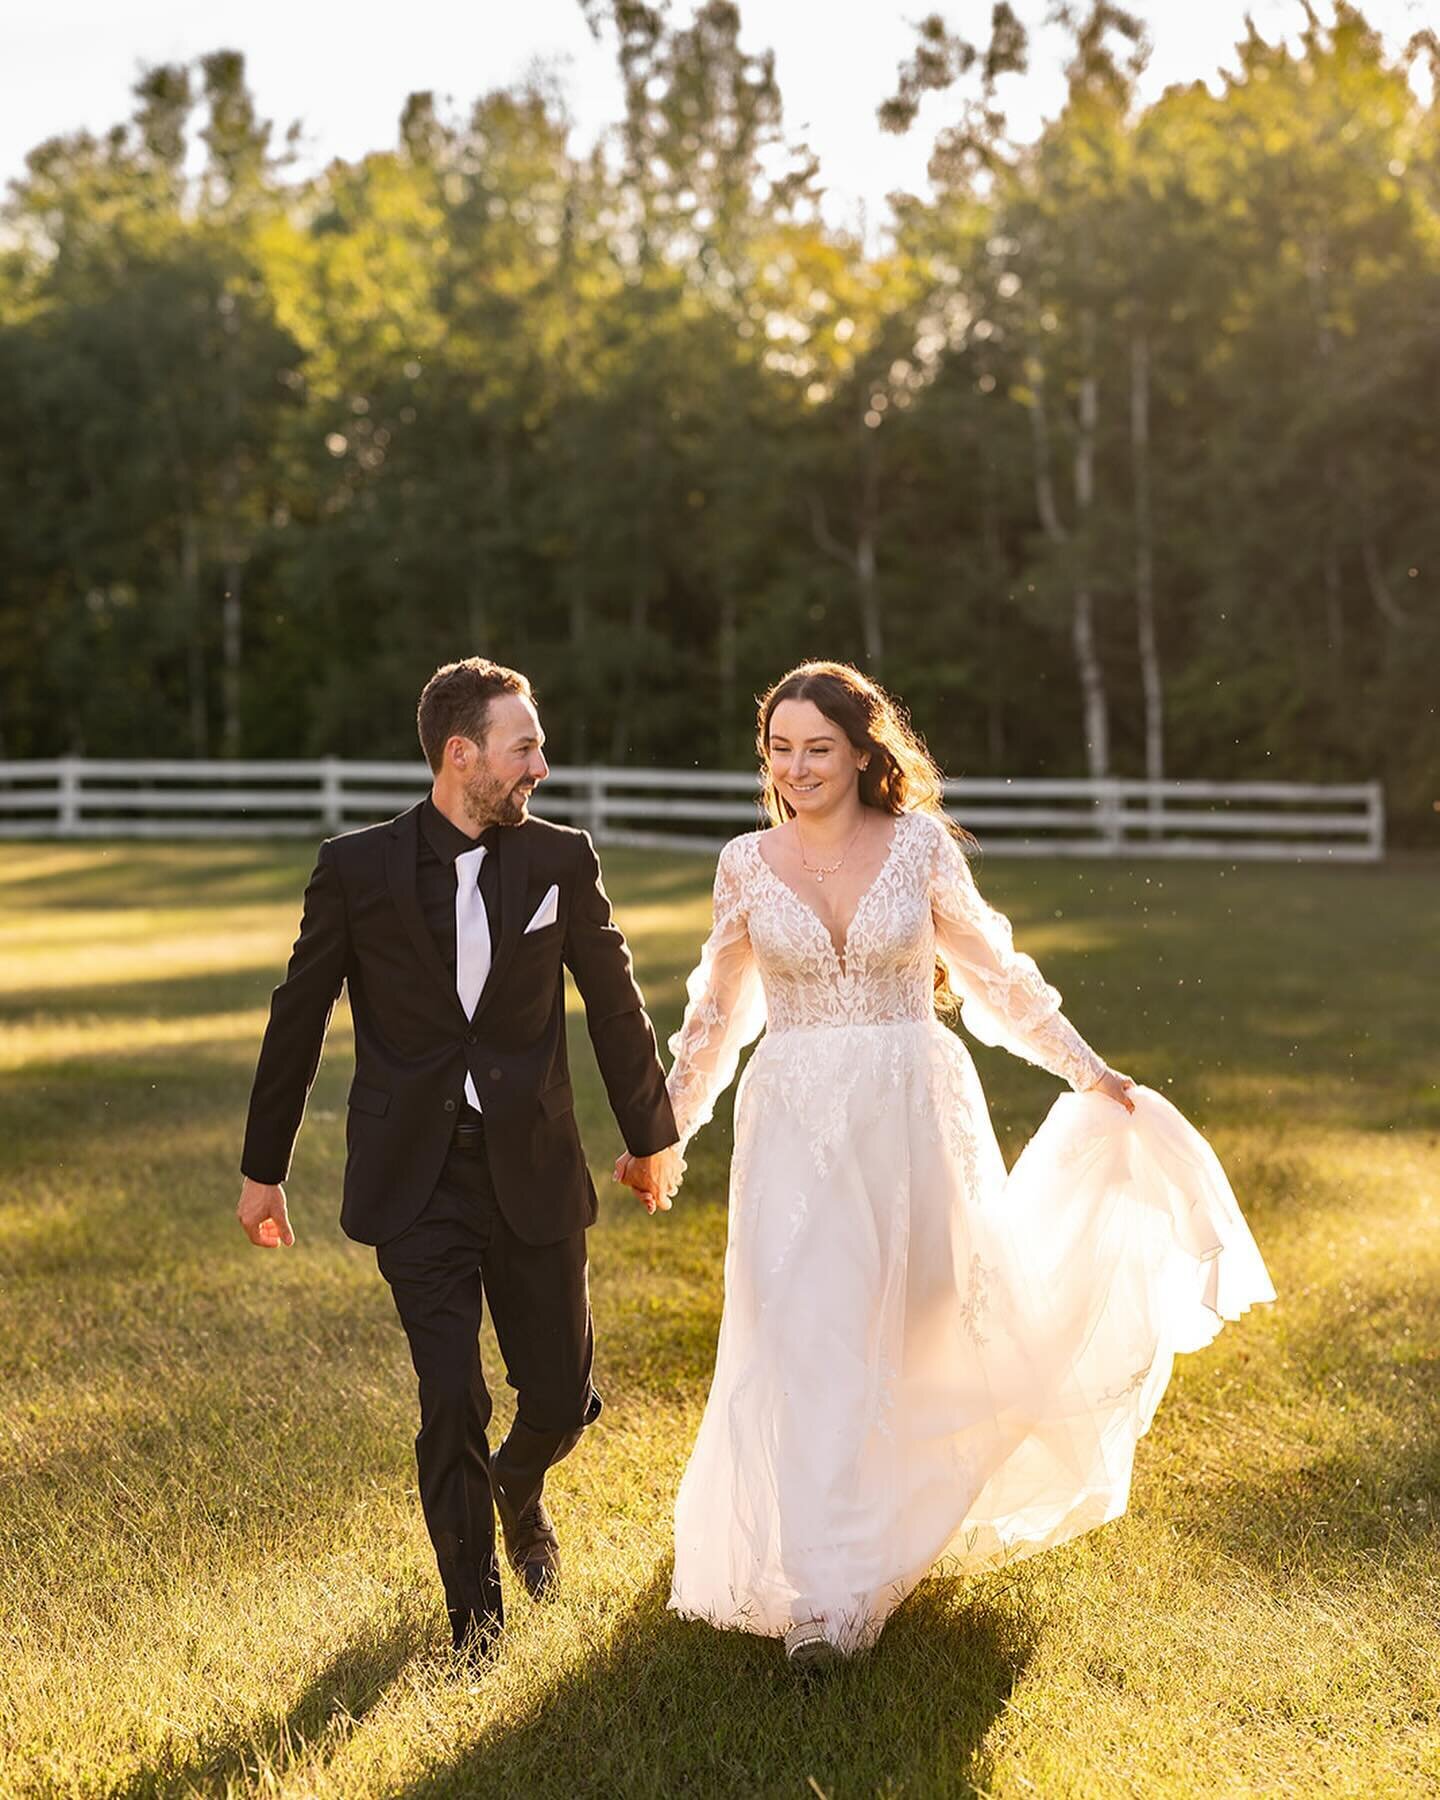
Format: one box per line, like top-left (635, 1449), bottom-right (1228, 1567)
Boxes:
top-left (784, 1620), bottom-right (843, 1674)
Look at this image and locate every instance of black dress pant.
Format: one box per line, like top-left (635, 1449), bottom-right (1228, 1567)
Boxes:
top-left (376, 1130), bottom-right (601, 1630)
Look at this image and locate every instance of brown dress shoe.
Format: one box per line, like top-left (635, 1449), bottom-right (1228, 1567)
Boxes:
top-left (496, 1491), bottom-right (561, 1599)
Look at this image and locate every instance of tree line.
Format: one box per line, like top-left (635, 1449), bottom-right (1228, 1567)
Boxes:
top-left (2, 2), bottom-right (1436, 836)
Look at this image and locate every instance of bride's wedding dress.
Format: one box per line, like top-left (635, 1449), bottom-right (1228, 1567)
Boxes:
top-left (664, 809), bottom-right (1274, 1653)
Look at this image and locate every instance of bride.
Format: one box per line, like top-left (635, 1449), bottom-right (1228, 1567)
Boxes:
top-left (619, 660), bottom-right (1274, 1671)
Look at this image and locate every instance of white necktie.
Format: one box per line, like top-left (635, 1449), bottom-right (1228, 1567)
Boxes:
top-left (455, 844), bottom-right (490, 1111)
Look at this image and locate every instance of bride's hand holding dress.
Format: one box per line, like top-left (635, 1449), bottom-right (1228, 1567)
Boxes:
top-left (1088, 1067), bottom-right (1137, 1111)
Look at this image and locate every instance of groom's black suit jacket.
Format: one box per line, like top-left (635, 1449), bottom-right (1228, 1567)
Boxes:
top-left (241, 802), bottom-right (677, 1247)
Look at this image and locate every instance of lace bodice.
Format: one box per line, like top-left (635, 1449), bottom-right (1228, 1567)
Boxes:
top-left (666, 809), bottom-right (1107, 1148)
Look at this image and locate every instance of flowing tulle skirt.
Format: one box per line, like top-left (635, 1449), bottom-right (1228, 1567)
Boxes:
top-left (669, 1020), bottom-right (1274, 1653)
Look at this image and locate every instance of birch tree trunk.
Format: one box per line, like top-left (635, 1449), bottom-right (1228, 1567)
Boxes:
top-left (1361, 530), bottom-right (1412, 628)
top-left (218, 297), bottom-right (244, 759)
top-left (1071, 318), bottom-right (1108, 781)
top-left (1027, 355), bottom-right (1066, 542)
top-left (1305, 240), bottom-right (1346, 681)
top-left (220, 550), bottom-right (243, 759)
top-left (609, 574), bottom-right (650, 764)
top-left (181, 513), bottom-right (208, 757)
top-left (1322, 522), bottom-right (1345, 668)
top-left (857, 421), bottom-right (882, 670)
top-left (718, 587), bottom-right (738, 759)
top-left (1131, 329), bottom-right (1164, 827)
top-left (809, 419), bottom-right (885, 675)
top-left (568, 562), bottom-right (591, 764)
top-left (218, 439), bottom-right (244, 759)
top-left (981, 478), bottom-right (1006, 767)
top-left (1029, 345), bottom-right (1110, 781)
top-left (610, 428), bottom-right (654, 764)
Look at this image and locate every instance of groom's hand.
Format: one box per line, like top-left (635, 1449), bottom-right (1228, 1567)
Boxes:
top-left (613, 1146), bottom-right (684, 1215)
top-left (237, 1178), bottom-right (295, 1248)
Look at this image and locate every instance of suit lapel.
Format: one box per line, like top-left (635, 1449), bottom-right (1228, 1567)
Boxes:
top-left (385, 804), bottom-right (467, 1024)
top-left (470, 821), bottom-right (530, 1027)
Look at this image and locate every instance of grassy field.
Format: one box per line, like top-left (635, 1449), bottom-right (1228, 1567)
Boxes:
top-left (1, 840), bottom-right (1437, 1799)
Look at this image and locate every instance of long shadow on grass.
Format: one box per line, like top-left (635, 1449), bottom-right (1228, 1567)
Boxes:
top-left (0, 963), bottom-right (290, 1028)
top-left (1182, 1440), bottom-right (1440, 1583)
top-left (396, 1568), bottom-right (1034, 1800)
top-left (110, 1612), bottom-right (419, 1800)
top-left (0, 844), bottom-right (319, 912)
top-left (1167, 1278), bottom-right (1440, 1579)
top-left (1, 1349), bottom-right (411, 1577)
top-left (0, 1049), bottom-right (348, 1192)
top-left (978, 857), bottom-right (1440, 1137)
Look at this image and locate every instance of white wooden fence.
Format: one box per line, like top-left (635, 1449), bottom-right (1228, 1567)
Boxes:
top-left (0, 759), bottom-right (1385, 861)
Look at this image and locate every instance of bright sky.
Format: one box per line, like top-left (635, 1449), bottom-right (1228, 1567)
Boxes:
top-left (3, 1), bottom-right (1432, 233)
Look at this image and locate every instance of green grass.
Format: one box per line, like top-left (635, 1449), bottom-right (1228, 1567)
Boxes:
top-left (1, 841), bottom-right (1437, 1799)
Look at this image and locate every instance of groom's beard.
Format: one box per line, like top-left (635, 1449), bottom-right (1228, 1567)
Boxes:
top-left (462, 769), bottom-right (535, 830)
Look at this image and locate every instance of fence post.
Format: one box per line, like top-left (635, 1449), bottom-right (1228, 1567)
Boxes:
top-left (1146, 778), bottom-right (1164, 842)
top-left (585, 769), bottom-right (607, 842)
top-left (320, 757), bottom-right (343, 832)
top-left (58, 757), bottom-right (80, 835)
top-left (1100, 778), bottom-right (1123, 852)
top-left (1367, 780), bottom-right (1385, 862)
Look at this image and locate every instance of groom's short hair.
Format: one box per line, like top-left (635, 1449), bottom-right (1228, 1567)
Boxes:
top-left (417, 658), bottom-right (532, 771)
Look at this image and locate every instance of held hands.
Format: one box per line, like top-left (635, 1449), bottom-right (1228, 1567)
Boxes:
top-left (237, 1177), bottom-right (295, 1248)
top-left (613, 1144), bottom-right (685, 1215)
top-left (1089, 1068), bottom-right (1137, 1114)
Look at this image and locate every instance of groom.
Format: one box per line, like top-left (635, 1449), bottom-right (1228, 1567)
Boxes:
top-left (236, 657), bottom-right (682, 1661)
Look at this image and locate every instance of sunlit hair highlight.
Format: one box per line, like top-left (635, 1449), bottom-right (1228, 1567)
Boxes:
top-left (416, 657), bottom-right (531, 773)
top-left (755, 660), bottom-right (974, 1015)
top-left (757, 661), bottom-right (969, 836)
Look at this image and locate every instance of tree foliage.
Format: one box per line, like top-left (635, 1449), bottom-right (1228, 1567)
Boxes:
top-left (1, 2), bottom-right (1435, 832)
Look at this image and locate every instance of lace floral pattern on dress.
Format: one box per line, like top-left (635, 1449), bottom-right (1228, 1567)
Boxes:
top-left (665, 809), bottom-right (1105, 1145)
top-left (957, 1253), bottom-right (995, 1347)
top-left (665, 838), bottom-right (767, 1150)
top-left (923, 817), bottom-right (1108, 1094)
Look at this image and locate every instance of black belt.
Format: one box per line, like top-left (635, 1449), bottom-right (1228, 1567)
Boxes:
top-left (453, 1111), bottom-right (487, 1152)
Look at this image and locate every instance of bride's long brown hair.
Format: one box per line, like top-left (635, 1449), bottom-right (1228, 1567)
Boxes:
top-left (755, 660), bottom-right (974, 1013)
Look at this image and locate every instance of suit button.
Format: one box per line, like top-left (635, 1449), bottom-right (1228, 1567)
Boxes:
top-left (465, 1032), bottom-right (478, 1045)
top-left (443, 1099), bottom-right (456, 1113)
top-left (489, 1068), bottom-right (503, 1081)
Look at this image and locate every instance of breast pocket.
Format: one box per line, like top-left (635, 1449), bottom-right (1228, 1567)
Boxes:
top-left (521, 882), bottom-right (561, 937)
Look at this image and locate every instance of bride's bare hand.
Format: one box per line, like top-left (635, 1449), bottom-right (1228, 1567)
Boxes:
top-left (1091, 1068), bottom-right (1137, 1113)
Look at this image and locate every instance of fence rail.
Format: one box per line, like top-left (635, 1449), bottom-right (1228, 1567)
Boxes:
top-left (0, 759), bottom-right (1385, 861)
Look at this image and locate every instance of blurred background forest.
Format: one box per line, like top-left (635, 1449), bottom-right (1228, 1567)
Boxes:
top-left (2, 1), bottom-right (1437, 836)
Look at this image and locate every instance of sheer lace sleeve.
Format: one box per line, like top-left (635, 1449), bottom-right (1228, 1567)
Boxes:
top-left (926, 816), bottom-right (1108, 1093)
top-left (666, 838), bottom-right (767, 1151)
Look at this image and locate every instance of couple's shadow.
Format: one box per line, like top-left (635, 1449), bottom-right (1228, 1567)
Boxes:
top-left (117, 1570), bottom-right (1030, 1798)
top-left (115, 1613), bottom-right (419, 1799)
top-left (399, 1565), bottom-right (1033, 1799)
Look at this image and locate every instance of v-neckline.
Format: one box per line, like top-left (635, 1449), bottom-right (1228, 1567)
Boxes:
top-left (754, 813), bottom-right (905, 978)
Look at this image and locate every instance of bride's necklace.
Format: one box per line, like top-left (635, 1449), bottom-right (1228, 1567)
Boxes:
top-left (795, 814), bottom-right (867, 884)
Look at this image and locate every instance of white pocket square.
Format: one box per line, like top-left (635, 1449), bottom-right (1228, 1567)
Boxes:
top-left (524, 884), bottom-right (559, 934)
